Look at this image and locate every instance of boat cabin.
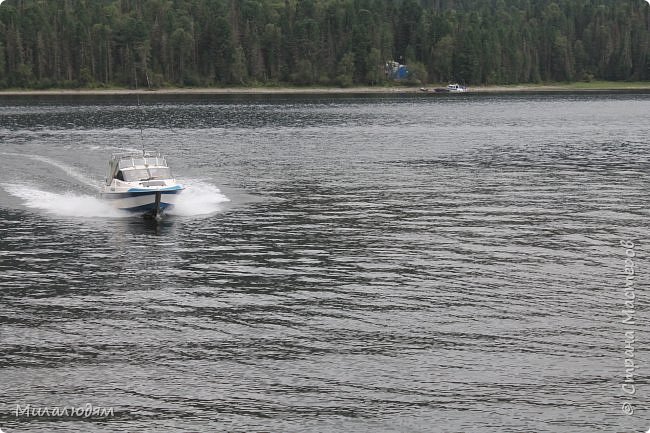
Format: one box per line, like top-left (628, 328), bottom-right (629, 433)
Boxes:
top-left (106, 153), bottom-right (173, 185)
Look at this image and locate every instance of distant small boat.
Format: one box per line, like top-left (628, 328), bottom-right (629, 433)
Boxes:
top-left (434, 83), bottom-right (468, 93)
top-left (100, 152), bottom-right (184, 218)
top-left (447, 83), bottom-right (468, 92)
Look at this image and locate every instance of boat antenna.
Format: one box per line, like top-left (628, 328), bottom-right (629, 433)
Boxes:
top-left (134, 64), bottom-right (145, 156)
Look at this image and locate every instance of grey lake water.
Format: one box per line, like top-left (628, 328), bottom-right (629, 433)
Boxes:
top-left (0, 92), bottom-right (649, 433)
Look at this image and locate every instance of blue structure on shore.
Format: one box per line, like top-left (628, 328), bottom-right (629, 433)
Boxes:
top-left (385, 60), bottom-right (409, 80)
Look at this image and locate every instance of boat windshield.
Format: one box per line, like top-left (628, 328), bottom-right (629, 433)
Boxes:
top-left (122, 169), bottom-right (150, 182)
top-left (148, 167), bottom-right (172, 179)
top-left (120, 167), bottom-right (172, 182)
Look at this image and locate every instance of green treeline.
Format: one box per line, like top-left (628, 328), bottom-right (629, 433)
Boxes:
top-left (0, 0), bottom-right (648, 88)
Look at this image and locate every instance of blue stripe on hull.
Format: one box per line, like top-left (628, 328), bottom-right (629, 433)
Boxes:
top-left (101, 189), bottom-right (182, 200)
top-left (127, 185), bottom-right (184, 193)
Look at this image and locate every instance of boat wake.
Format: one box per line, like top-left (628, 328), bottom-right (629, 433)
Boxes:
top-left (28, 155), bottom-right (101, 190)
top-left (2, 183), bottom-right (129, 218)
top-left (2, 180), bottom-right (229, 219)
top-left (0, 152), bottom-right (100, 190)
top-left (167, 179), bottom-right (230, 216)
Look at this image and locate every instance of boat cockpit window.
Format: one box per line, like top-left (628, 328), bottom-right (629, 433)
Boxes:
top-left (118, 167), bottom-right (172, 182)
top-left (121, 168), bottom-right (151, 182)
top-left (148, 167), bottom-right (172, 179)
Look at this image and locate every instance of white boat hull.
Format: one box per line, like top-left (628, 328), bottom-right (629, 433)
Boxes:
top-left (101, 186), bottom-right (183, 216)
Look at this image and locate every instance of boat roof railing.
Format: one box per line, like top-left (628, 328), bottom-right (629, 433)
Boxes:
top-left (110, 152), bottom-right (168, 170)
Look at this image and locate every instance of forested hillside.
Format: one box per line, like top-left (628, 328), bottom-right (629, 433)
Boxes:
top-left (0, 0), bottom-right (648, 88)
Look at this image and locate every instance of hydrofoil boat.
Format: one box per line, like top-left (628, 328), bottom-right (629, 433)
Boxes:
top-left (101, 152), bottom-right (184, 218)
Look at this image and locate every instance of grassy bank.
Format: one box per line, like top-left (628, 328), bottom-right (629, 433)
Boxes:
top-left (0, 81), bottom-right (649, 96)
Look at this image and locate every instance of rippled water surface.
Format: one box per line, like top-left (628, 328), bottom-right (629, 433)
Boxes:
top-left (1, 92), bottom-right (649, 432)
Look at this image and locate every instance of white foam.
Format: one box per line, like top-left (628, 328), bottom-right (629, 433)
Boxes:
top-left (2, 184), bottom-right (129, 218)
top-left (168, 179), bottom-right (230, 216)
top-left (2, 179), bottom-right (229, 219)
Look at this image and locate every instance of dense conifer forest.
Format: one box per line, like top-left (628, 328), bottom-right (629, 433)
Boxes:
top-left (0, 0), bottom-right (648, 88)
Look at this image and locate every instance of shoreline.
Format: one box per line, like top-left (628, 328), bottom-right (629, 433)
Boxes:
top-left (0, 82), bottom-right (649, 96)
